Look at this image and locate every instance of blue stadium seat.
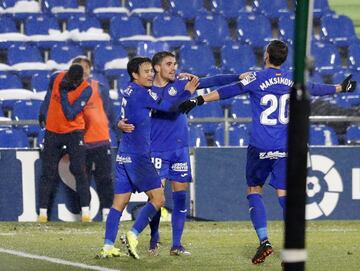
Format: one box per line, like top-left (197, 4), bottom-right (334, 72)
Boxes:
top-left (2, 0), bottom-right (41, 20)
top-left (48, 44), bottom-right (84, 69)
top-left (86, 0), bottom-right (128, 20)
top-left (127, 0), bottom-right (164, 20)
top-left (320, 14), bottom-right (357, 47)
top-left (231, 98), bottom-right (252, 118)
top-left (345, 125), bottom-right (360, 144)
top-left (194, 14), bottom-right (231, 48)
top-left (237, 14), bottom-right (273, 48)
top-left (210, 0), bottom-right (247, 19)
top-left (93, 44), bottom-right (129, 76)
top-left (221, 43), bottom-right (258, 72)
top-left (152, 15), bottom-right (191, 47)
top-left (179, 44), bottom-right (216, 76)
top-left (12, 100), bottom-right (42, 136)
top-left (0, 128), bottom-right (29, 148)
top-left (0, 72), bottom-right (23, 89)
top-left (136, 41), bottom-right (170, 57)
top-left (109, 128), bottom-right (119, 147)
top-left (309, 72), bottom-right (325, 84)
top-left (90, 72), bottom-right (111, 91)
top-left (116, 74), bottom-right (130, 92)
top-left (31, 72), bottom-right (51, 92)
top-left (253, 0), bottom-right (290, 20)
top-left (0, 16), bottom-right (27, 49)
top-left (7, 44), bottom-right (49, 77)
top-left (169, 0), bottom-right (205, 20)
top-left (309, 125), bottom-right (338, 146)
top-left (278, 14), bottom-right (295, 44)
top-left (313, 0), bottom-right (333, 19)
top-left (348, 42), bottom-right (360, 71)
top-left (188, 124), bottom-right (207, 147)
top-left (42, 0), bottom-right (85, 20)
top-left (188, 102), bottom-right (223, 134)
top-left (311, 42), bottom-right (342, 76)
top-left (67, 15), bottom-right (110, 48)
top-left (109, 15), bottom-right (154, 47)
top-left (214, 124), bottom-right (249, 147)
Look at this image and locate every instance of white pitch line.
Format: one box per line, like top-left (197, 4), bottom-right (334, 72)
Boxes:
top-left (0, 247), bottom-right (121, 271)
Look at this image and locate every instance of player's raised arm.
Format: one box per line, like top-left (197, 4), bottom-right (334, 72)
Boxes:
top-left (307, 74), bottom-right (357, 96)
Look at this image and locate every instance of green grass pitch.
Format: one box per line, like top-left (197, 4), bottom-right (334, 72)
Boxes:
top-left (0, 221), bottom-right (359, 271)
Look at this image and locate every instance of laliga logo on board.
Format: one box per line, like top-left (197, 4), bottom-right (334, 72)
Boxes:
top-left (306, 154), bottom-right (343, 220)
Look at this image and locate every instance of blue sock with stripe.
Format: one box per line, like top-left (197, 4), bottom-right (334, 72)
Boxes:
top-left (131, 202), bottom-right (158, 236)
top-left (104, 208), bottom-right (122, 245)
top-left (172, 190), bottom-right (187, 248)
top-left (247, 193), bottom-right (268, 242)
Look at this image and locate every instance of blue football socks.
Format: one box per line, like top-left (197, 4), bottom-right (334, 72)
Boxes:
top-left (149, 209), bottom-right (161, 244)
top-left (131, 202), bottom-right (158, 236)
top-left (247, 193), bottom-right (268, 242)
top-left (104, 208), bottom-right (122, 245)
top-left (172, 190), bottom-right (187, 247)
top-left (278, 196), bottom-right (286, 219)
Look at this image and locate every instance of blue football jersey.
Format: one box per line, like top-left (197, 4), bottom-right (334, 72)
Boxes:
top-left (218, 68), bottom-right (336, 151)
top-left (150, 79), bottom-right (189, 152)
top-left (119, 82), bottom-right (189, 154)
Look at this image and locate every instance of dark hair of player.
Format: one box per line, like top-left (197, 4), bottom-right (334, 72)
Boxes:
top-left (71, 56), bottom-right (92, 67)
top-left (267, 40), bottom-right (288, 66)
top-left (127, 57), bottom-right (152, 81)
top-left (151, 51), bottom-right (175, 69)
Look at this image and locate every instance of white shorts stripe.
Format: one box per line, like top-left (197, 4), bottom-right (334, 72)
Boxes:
top-left (281, 249), bottom-right (307, 262)
top-left (0, 247), bottom-right (120, 271)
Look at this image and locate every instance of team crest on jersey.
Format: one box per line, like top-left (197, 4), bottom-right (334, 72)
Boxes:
top-left (168, 86), bottom-right (177, 96)
top-left (147, 89), bottom-right (158, 100)
top-left (240, 73), bottom-right (256, 86)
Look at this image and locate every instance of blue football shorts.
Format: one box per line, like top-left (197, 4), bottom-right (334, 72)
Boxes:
top-left (246, 145), bottom-right (287, 190)
top-left (114, 153), bottom-right (162, 194)
top-left (151, 147), bottom-right (192, 182)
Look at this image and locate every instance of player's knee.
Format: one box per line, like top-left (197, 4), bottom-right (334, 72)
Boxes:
top-left (247, 186), bottom-right (262, 194)
top-left (151, 195), bottom-right (165, 209)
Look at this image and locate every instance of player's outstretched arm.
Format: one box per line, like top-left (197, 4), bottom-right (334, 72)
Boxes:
top-left (308, 74), bottom-right (357, 96)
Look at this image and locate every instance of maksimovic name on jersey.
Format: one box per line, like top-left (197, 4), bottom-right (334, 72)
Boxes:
top-left (260, 77), bottom-right (294, 91)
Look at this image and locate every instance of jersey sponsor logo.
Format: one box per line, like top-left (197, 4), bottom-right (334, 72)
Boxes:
top-left (171, 162), bottom-right (188, 172)
top-left (240, 73), bottom-right (256, 86)
top-left (168, 86), bottom-right (177, 96)
top-left (116, 155), bottom-right (132, 164)
top-left (306, 154), bottom-right (343, 220)
top-left (259, 151), bottom-right (287, 159)
top-left (147, 89), bottom-right (158, 100)
top-left (259, 77), bottom-right (294, 90)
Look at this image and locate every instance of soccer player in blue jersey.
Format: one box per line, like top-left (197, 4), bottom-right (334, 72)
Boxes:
top-left (120, 51), bottom-right (241, 256)
top-left (97, 57), bottom-right (199, 260)
top-left (178, 40), bottom-right (356, 264)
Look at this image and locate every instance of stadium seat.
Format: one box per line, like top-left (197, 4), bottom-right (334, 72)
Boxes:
top-left (311, 42), bottom-right (342, 75)
top-left (7, 44), bottom-right (49, 77)
top-left (214, 124), bottom-right (249, 147)
top-left (188, 124), bottom-right (207, 147)
top-left (90, 72), bottom-right (111, 91)
top-left (237, 14), bottom-right (273, 48)
top-left (231, 98), bottom-right (252, 118)
top-left (93, 44), bottom-right (129, 76)
top-left (42, 0), bottom-right (85, 20)
top-left (345, 125), bottom-right (360, 144)
top-left (12, 100), bottom-right (42, 136)
top-left (194, 14), bottom-right (231, 48)
top-left (253, 0), bottom-right (290, 20)
top-left (109, 15), bottom-right (155, 47)
top-left (67, 15), bottom-right (110, 48)
top-left (348, 42), bottom-right (360, 72)
top-left (152, 15), bottom-right (191, 47)
top-left (115, 74), bottom-right (130, 92)
top-left (0, 16), bottom-right (27, 49)
top-left (312, 0), bottom-right (333, 19)
top-left (1, 0), bottom-right (41, 20)
top-left (210, 0), bottom-right (247, 19)
top-left (221, 43), bottom-right (258, 72)
top-left (188, 102), bottom-right (224, 134)
top-left (47, 44), bottom-right (84, 70)
top-left (31, 72), bottom-right (51, 92)
top-left (136, 41), bottom-right (170, 57)
top-left (0, 128), bottom-right (29, 148)
top-left (309, 125), bottom-right (338, 146)
top-left (0, 72), bottom-right (23, 90)
top-left (169, 0), bottom-right (205, 20)
top-left (109, 128), bottom-right (119, 147)
top-left (179, 44), bottom-right (216, 76)
top-left (127, 0), bottom-right (164, 20)
top-left (320, 14), bottom-right (357, 47)
top-left (86, 0), bottom-right (128, 20)
top-left (278, 14), bottom-right (295, 44)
